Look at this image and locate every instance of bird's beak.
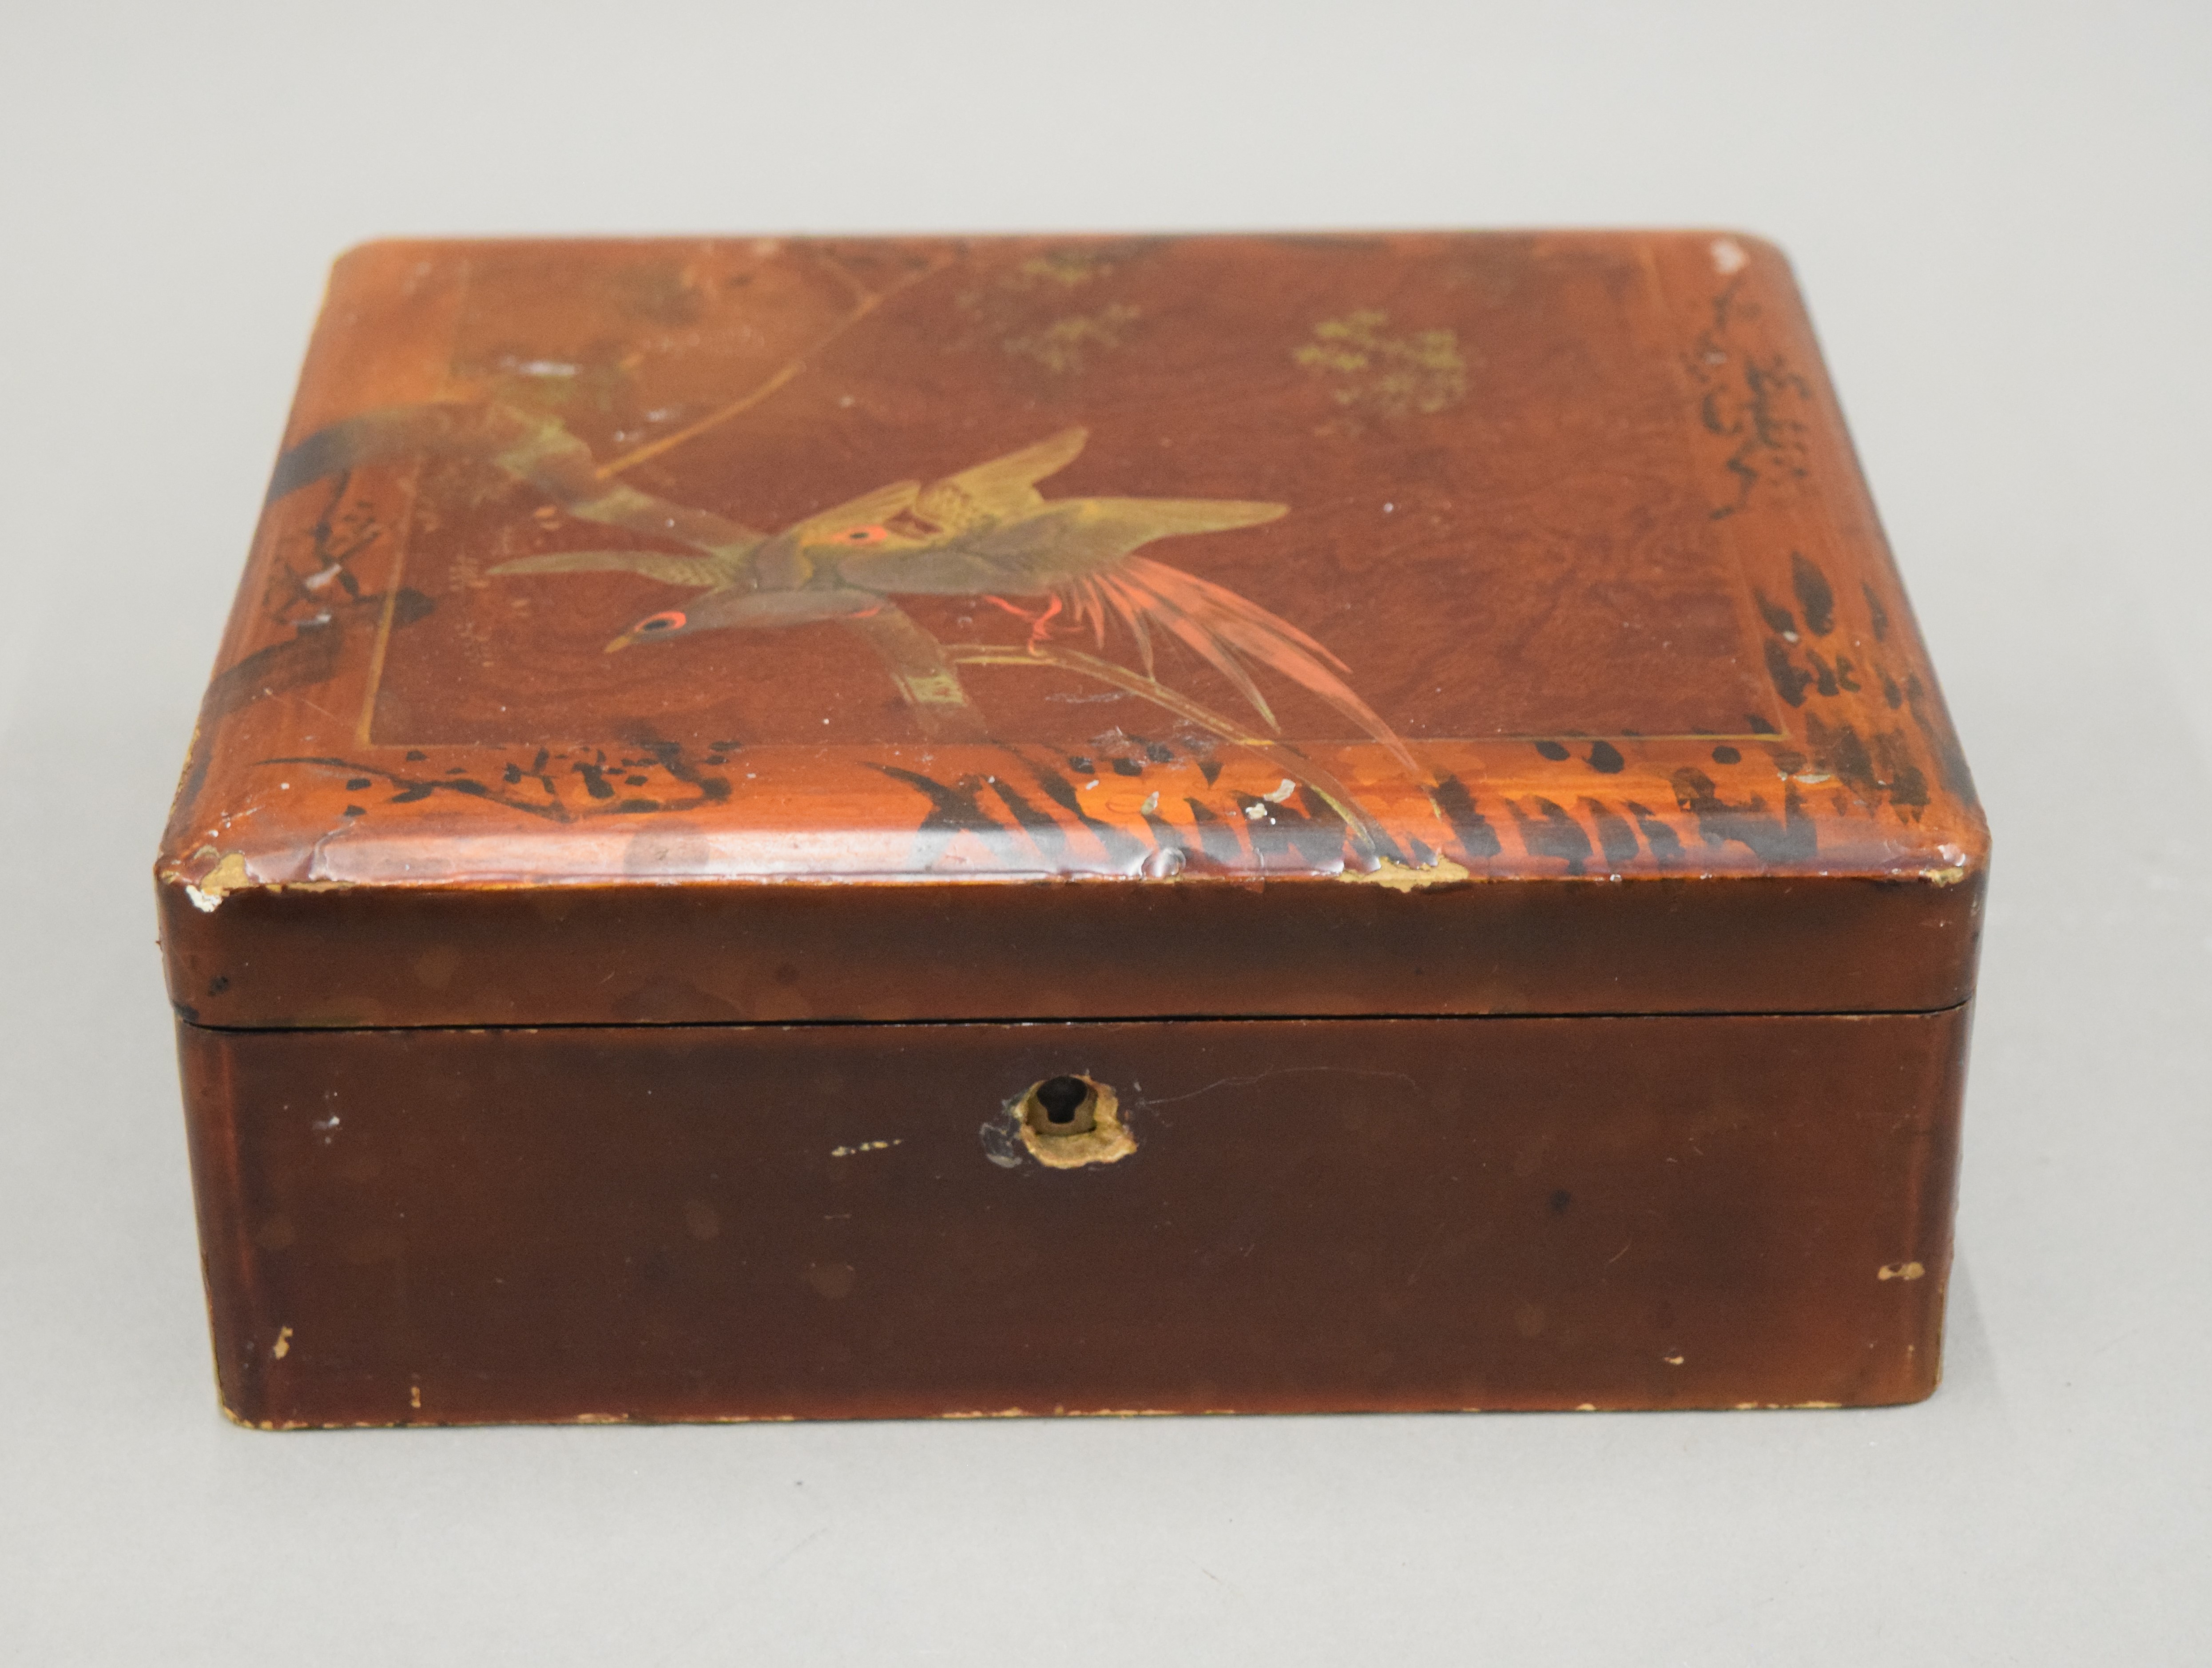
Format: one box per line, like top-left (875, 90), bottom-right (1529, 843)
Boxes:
top-left (603, 632), bottom-right (635, 654)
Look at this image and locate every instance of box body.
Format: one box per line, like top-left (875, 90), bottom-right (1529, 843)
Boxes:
top-left (181, 1009), bottom-right (1968, 1425)
top-left (160, 232), bottom-right (1986, 1424)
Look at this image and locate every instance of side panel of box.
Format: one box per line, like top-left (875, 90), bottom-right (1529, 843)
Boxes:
top-left (176, 1009), bottom-right (1968, 1426)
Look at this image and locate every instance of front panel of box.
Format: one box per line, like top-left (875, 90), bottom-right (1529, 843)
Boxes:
top-left (180, 1009), bottom-right (1967, 1426)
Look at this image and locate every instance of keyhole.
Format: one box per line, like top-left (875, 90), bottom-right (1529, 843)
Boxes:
top-left (1021, 1074), bottom-right (1098, 1137)
top-left (1036, 1076), bottom-right (1091, 1125)
top-left (1003, 1074), bottom-right (1132, 1168)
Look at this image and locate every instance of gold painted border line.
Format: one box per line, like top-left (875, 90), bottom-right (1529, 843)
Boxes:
top-left (353, 458), bottom-right (422, 748)
top-left (342, 731), bottom-right (1781, 755)
top-left (1636, 237), bottom-right (1806, 756)
top-left (354, 256), bottom-right (474, 748)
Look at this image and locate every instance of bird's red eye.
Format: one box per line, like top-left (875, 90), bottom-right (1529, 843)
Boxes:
top-left (637, 610), bottom-right (687, 633)
top-left (838, 524), bottom-right (890, 544)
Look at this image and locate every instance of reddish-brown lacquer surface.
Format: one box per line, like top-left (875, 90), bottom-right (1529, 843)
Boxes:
top-left (158, 233), bottom-right (1986, 1025)
top-left (179, 1007), bottom-right (1967, 1426)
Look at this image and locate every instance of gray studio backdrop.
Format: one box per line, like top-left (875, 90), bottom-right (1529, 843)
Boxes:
top-left (1, 3), bottom-right (2205, 1663)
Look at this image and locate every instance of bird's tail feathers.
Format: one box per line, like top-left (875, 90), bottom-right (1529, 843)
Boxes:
top-left (1070, 556), bottom-right (1417, 770)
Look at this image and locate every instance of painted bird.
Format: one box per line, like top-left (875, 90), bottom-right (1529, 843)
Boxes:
top-left (492, 427), bottom-right (1413, 764)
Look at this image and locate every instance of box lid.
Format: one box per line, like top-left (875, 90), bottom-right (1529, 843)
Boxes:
top-left (158, 232), bottom-right (1985, 1029)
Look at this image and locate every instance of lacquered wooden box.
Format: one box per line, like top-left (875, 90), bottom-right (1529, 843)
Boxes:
top-left (158, 232), bottom-right (1985, 1427)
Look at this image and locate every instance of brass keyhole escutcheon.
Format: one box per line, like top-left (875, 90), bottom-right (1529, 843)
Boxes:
top-left (1012, 1074), bottom-right (1136, 1168)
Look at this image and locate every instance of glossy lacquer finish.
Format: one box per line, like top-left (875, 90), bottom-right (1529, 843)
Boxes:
top-left (159, 232), bottom-right (1986, 1424)
top-left (180, 1008), bottom-right (1967, 1427)
top-left (158, 232), bottom-right (1983, 1028)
